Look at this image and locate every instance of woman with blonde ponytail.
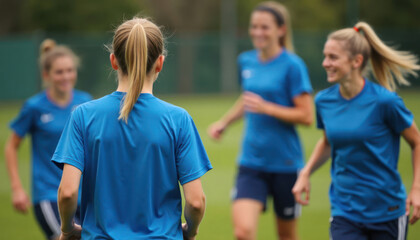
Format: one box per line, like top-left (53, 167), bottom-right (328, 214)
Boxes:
top-left (52, 17), bottom-right (212, 240)
top-left (208, 2), bottom-right (312, 239)
top-left (4, 39), bottom-right (92, 240)
top-left (293, 22), bottom-right (420, 239)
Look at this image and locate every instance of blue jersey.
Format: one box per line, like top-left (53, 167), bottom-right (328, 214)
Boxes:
top-left (52, 92), bottom-right (212, 240)
top-left (9, 90), bottom-right (92, 204)
top-left (315, 80), bottom-right (413, 223)
top-left (238, 49), bottom-right (312, 172)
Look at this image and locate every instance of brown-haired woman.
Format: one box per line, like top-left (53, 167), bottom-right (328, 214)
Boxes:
top-left (51, 17), bottom-right (212, 240)
top-left (293, 22), bottom-right (420, 239)
top-left (5, 39), bottom-right (92, 240)
top-left (208, 2), bottom-right (313, 240)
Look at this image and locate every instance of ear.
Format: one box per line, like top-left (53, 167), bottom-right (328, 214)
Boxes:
top-left (352, 54), bottom-right (364, 69)
top-left (42, 70), bottom-right (49, 81)
top-left (277, 25), bottom-right (286, 38)
top-left (154, 55), bottom-right (165, 73)
top-left (110, 53), bottom-right (119, 70)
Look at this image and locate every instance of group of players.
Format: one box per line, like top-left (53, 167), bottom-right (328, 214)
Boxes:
top-left (4, 1), bottom-right (420, 240)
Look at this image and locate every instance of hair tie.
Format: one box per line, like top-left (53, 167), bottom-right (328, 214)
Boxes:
top-left (353, 26), bottom-right (360, 32)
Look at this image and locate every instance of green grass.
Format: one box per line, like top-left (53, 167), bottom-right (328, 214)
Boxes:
top-left (0, 91), bottom-right (419, 239)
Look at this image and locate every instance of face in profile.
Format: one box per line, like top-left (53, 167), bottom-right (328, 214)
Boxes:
top-left (44, 56), bottom-right (77, 94)
top-left (249, 11), bottom-right (284, 51)
top-left (322, 39), bottom-right (355, 84)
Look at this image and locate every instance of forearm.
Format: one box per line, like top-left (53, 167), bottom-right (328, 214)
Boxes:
top-left (5, 143), bottom-right (23, 191)
top-left (301, 136), bottom-right (331, 176)
top-left (184, 195), bottom-right (206, 237)
top-left (264, 101), bottom-right (313, 126)
top-left (58, 187), bottom-right (78, 232)
top-left (411, 143), bottom-right (420, 191)
top-left (219, 96), bottom-right (245, 126)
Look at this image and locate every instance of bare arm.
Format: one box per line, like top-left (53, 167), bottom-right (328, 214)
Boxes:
top-left (182, 178), bottom-right (206, 240)
top-left (402, 122), bottom-right (420, 224)
top-left (58, 164), bottom-right (82, 239)
top-left (292, 131), bottom-right (331, 205)
top-left (4, 132), bottom-right (30, 213)
top-left (208, 95), bottom-right (244, 140)
top-left (243, 92), bottom-right (313, 126)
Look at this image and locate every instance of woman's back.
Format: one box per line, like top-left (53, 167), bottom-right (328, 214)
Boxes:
top-left (54, 92), bottom-right (211, 239)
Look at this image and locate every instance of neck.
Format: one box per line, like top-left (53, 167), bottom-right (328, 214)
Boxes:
top-left (259, 44), bottom-right (282, 61)
top-left (116, 72), bottom-right (154, 94)
top-left (47, 88), bottom-right (72, 106)
top-left (339, 75), bottom-right (365, 99)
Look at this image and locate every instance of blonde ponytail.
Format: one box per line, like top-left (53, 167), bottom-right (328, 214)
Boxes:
top-left (328, 22), bottom-right (419, 91)
top-left (110, 17), bottom-right (165, 123)
top-left (355, 22), bottom-right (419, 91)
top-left (118, 24), bottom-right (148, 122)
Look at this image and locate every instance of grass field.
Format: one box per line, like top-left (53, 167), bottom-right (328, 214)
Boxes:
top-left (0, 91), bottom-right (419, 239)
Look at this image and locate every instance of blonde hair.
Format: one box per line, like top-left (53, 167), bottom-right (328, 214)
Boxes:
top-left (39, 39), bottom-right (80, 73)
top-left (255, 1), bottom-right (294, 52)
top-left (110, 17), bottom-right (165, 122)
top-left (328, 22), bottom-right (419, 91)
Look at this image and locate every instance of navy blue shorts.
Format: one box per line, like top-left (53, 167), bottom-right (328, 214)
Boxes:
top-left (330, 215), bottom-right (408, 240)
top-left (34, 201), bottom-right (81, 240)
top-left (232, 165), bottom-right (301, 220)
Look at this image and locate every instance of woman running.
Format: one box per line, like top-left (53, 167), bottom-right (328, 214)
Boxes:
top-left (52, 17), bottom-right (212, 240)
top-left (293, 22), bottom-right (420, 240)
top-left (5, 39), bottom-right (92, 240)
top-left (208, 2), bottom-right (313, 240)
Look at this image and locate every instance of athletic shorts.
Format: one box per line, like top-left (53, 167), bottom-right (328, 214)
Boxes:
top-left (232, 165), bottom-right (301, 220)
top-left (34, 201), bottom-right (81, 240)
top-left (330, 215), bottom-right (408, 240)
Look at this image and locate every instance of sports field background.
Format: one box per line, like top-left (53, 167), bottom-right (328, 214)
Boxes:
top-left (0, 91), bottom-right (419, 239)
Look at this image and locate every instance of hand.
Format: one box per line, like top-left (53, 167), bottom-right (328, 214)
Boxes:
top-left (292, 171), bottom-right (311, 205)
top-left (12, 188), bottom-right (30, 213)
top-left (243, 91), bottom-right (268, 114)
top-left (182, 223), bottom-right (196, 240)
top-left (207, 121), bottom-right (227, 140)
top-left (60, 223), bottom-right (82, 240)
top-left (406, 187), bottom-right (420, 224)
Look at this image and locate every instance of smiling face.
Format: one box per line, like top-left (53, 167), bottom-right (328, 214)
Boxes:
top-left (322, 39), bottom-right (357, 84)
top-left (249, 11), bottom-right (284, 51)
top-left (44, 56), bottom-right (77, 95)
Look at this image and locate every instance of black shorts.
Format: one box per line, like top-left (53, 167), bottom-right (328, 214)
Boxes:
top-left (232, 165), bottom-right (301, 220)
top-left (34, 201), bottom-right (81, 240)
top-left (330, 215), bottom-right (408, 240)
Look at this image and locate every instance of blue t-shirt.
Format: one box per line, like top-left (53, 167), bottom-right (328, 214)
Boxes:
top-left (9, 90), bottom-right (92, 204)
top-left (52, 92), bottom-right (212, 240)
top-left (315, 80), bottom-right (413, 223)
top-left (238, 49), bottom-right (312, 172)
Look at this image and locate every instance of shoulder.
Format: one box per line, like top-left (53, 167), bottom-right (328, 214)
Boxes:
top-left (282, 50), bottom-right (307, 69)
top-left (154, 97), bottom-right (190, 119)
top-left (73, 89), bottom-right (93, 102)
top-left (315, 84), bottom-right (339, 104)
top-left (238, 50), bottom-right (257, 63)
top-left (367, 81), bottom-right (401, 105)
top-left (24, 91), bottom-right (48, 109)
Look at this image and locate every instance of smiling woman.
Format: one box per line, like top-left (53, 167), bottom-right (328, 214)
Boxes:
top-left (4, 39), bottom-right (92, 240)
top-left (208, 2), bottom-right (313, 240)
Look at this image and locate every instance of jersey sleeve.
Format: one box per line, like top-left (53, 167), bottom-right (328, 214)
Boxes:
top-left (176, 112), bottom-right (212, 185)
top-left (315, 95), bottom-right (325, 129)
top-left (237, 55), bottom-right (243, 87)
top-left (287, 59), bottom-right (313, 98)
top-left (383, 93), bottom-right (413, 134)
top-left (51, 107), bottom-right (85, 172)
top-left (9, 101), bottom-right (36, 137)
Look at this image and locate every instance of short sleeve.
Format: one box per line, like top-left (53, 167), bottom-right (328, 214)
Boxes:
top-left (10, 101), bottom-right (36, 137)
top-left (51, 107), bottom-right (85, 172)
top-left (287, 59), bottom-right (313, 98)
top-left (237, 56), bottom-right (243, 87)
top-left (383, 93), bottom-right (413, 134)
top-left (176, 113), bottom-right (212, 185)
